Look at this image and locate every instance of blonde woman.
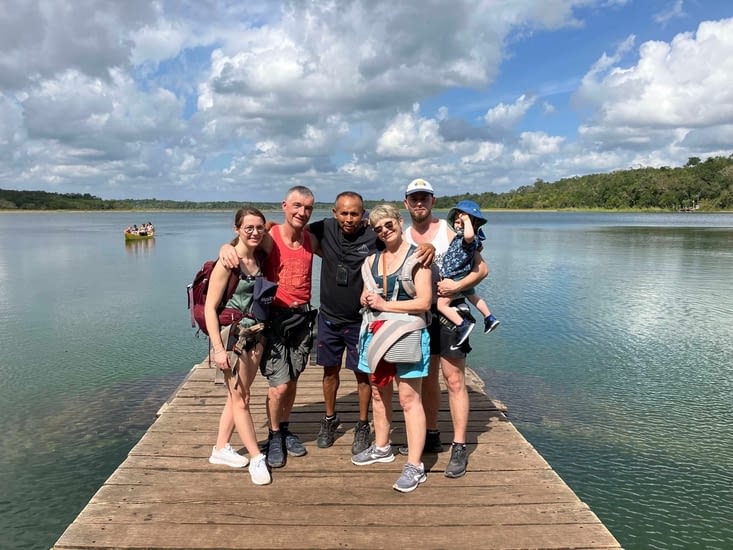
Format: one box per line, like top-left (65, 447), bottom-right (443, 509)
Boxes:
top-left (352, 204), bottom-right (432, 492)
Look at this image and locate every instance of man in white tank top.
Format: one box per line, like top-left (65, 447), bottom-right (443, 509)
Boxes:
top-left (402, 178), bottom-right (488, 479)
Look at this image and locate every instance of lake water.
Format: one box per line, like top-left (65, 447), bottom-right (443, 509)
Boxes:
top-left (0, 210), bottom-right (731, 550)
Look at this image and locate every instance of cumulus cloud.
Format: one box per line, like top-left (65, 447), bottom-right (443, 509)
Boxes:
top-left (573, 17), bottom-right (733, 165)
top-left (0, 0), bottom-right (732, 201)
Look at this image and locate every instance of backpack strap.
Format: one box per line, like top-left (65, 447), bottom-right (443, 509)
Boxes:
top-left (360, 244), bottom-right (419, 299)
top-left (222, 265), bottom-right (241, 306)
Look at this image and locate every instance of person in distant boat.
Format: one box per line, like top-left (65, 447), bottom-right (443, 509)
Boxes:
top-left (205, 205), bottom-right (272, 485)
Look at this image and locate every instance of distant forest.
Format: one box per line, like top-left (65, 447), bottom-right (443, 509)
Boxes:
top-left (2, 154), bottom-right (732, 211)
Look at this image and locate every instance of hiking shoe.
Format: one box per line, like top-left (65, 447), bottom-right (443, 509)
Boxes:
top-left (393, 462), bottom-right (427, 493)
top-left (208, 443), bottom-right (248, 468)
top-left (316, 415), bottom-right (340, 448)
top-left (351, 421), bottom-right (371, 455)
top-left (266, 431), bottom-right (286, 468)
top-left (450, 319), bottom-right (475, 350)
top-left (445, 443), bottom-right (468, 478)
top-left (282, 427), bottom-right (307, 457)
top-left (398, 430), bottom-right (442, 456)
top-left (484, 314), bottom-right (500, 333)
top-left (248, 454), bottom-right (271, 485)
top-left (351, 443), bottom-right (395, 466)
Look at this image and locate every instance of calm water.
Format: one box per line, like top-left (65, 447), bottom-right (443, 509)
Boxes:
top-left (0, 211), bottom-right (731, 549)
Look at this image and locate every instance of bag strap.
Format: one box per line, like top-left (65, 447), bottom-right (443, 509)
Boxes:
top-left (223, 265), bottom-right (241, 306)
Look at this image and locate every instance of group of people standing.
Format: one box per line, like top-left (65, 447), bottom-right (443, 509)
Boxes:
top-left (203, 179), bottom-right (499, 492)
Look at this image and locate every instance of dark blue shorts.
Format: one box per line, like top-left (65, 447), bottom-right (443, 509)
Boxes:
top-left (316, 314), bottom-right (361, 371)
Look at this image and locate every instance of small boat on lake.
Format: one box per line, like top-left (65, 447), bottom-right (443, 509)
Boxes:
top-left (124, 223), bottom-right (155, 241)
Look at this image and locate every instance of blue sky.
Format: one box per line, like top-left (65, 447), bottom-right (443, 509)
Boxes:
top-left (1, 0), bottom-right (732, 202)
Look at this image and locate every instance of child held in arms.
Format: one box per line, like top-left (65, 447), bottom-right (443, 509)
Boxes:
top-left (437, 200), bottom-right (500, 349)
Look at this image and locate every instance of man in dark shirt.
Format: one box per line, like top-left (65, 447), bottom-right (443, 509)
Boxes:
top-left (309, 192), bottom-right (376, 454)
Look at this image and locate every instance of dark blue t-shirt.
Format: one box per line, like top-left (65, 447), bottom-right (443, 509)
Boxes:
top-left (309, 218), bottom-right (378, 324)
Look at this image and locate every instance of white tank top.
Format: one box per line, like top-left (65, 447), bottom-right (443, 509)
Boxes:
top-left (406, 219), bottom-right (452, 297)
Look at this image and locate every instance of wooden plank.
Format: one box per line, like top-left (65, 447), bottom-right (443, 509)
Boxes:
top-left (53, 358), bottom-right (621, 550)
top-left (56, 523), bottom-right (620, 550)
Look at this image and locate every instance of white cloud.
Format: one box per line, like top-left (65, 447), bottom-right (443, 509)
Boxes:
top-left (1, 1), bottom-right (732, 201)
top-left (574, 18), bottom-right (733, 159)
top-left (654, 0), bottom-right (686, 26)
top-left (376, 106), bottom-right (444, 158)
top-left (484, 94), bottom-right (537, 132)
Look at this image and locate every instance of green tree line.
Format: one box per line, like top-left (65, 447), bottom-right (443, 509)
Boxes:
top-left (2, 154), bottom-right (732, 211)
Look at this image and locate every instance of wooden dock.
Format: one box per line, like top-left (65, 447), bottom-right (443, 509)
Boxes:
top-left (54, 358), bottom-right (621, 549)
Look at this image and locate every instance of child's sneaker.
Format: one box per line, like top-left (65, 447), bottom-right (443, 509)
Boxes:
top-left (484, 314), bottom-right (500, 333)
top-left (450, 319), bottom-right (475, 350)
top-left (208, 443), bottom-right (249, 468)
top-left (248, 453), bottom-right (271, 485)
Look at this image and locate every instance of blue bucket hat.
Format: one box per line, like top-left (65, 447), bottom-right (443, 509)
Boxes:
top-left (447, 200), bottom-right (487, 228)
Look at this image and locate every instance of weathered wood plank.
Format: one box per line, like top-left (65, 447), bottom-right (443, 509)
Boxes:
top-left (56, 523), bottom-right (620, 550)
top-left (53, 359), bottom-right (620, 550)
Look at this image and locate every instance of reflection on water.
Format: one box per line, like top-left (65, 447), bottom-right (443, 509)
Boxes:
top-left (0, 211), bottom-right (732, 550)
top-left (471, 218), bottom-right (733, 550)
top-left (125, 237), bottom-right (156, 255)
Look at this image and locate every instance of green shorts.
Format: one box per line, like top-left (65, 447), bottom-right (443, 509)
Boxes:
top-left (259, 307), bottom-right (315, 387)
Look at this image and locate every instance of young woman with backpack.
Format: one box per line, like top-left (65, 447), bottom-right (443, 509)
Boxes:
top-left (204, 206), bottom-right (273, 485)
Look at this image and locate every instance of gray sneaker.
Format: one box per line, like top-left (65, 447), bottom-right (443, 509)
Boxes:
top-left (351, 443), bottom-right (395, 466)
top-left (282, 427), bottom-right (307, 457)
top-left (316, 415), bottom-right (340, 448)
top-left (351, 421), bottom-right (371, 455)
top-left (393, 462), bottom-right (427, 493)
top-left (444, 443), bottom-right (468, 478)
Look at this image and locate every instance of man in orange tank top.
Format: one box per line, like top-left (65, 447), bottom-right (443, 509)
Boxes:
top-left (220, 186), bottom-right (318, 471)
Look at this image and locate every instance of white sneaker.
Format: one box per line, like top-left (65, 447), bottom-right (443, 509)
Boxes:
top-left (248, 454), bottom-right (271, 485)
top-left (209, 443), bottom-right (249, 468)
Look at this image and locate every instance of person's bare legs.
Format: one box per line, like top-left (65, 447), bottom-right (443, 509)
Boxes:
top-left (371, 381), bottom-right (394, 447)
top-left (440, 356), bottom-right (468, 444)
top-left (322, 365), bottom-right (340, 416)
top-left (422, 355), bottom-right (441, 431)
top-left (279, 380), bottom-right (298, 425)
top-left (398, 377), bottom-right (425, 466)
top-left (232, 355), bottom-right (263, 457)
top-left (214, 397), bottom-right (236, 450)
top-left (266, 383), bottom-right (288, 430)
top-left (355, 371), bottom-right (371, 421)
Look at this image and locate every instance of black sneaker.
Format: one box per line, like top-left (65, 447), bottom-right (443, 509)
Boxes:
top-left (444, 443), bottom-right (468, 478)
top-left (281, 426), bottom-right (307, 457)
top-left (450, 319), bottom-right (475, 350)
top-left (351, 421), bottom-right (371, 455)
top-left (484, 314), bottom-right (500, 333)
top-left (398, 430), bottom-right (443, 456)
top-left (316, 415), bottom-right (340, 448)
top-left (266, 431), bottom-right (286, 468)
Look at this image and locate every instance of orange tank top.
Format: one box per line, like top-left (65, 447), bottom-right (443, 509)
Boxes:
top-left (264, 225), bottom-right (313, 308)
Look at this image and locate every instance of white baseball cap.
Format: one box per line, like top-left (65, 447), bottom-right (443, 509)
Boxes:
top-left (405, 178), bottom-right (434, 196)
